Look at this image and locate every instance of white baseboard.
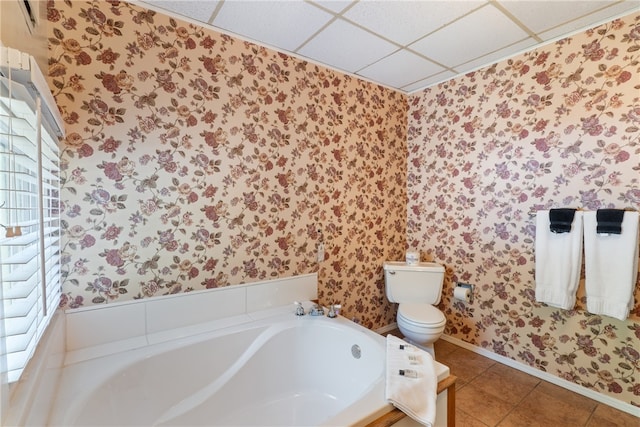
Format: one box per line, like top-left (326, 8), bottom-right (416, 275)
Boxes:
top-left (439, 334), bottom-right (640, 418)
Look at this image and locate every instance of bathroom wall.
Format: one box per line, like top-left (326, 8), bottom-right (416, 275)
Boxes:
top-left (47, 0), bottom-right (407, 329)
top-left (408, 13), bottom-right (640, 407)
top-left (46, 0), bottom-right (640, 408)
top-left (0, 0), bottom-right (50, 70)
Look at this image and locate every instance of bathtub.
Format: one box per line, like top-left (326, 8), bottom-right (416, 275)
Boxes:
top-left (48, 304), bottom-right (449, 426)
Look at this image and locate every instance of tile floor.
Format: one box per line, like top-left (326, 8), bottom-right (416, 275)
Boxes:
top-left (387, 331), bottom-right (638, 427)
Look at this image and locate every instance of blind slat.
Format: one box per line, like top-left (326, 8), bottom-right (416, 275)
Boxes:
top-left (2, 259), bottom-right (38, 282)
top-left (2, 274), bottom-right (38, 299)
top-left (0, 227), bottom-right (57, 246)
top-left (4, 289), bottom-right (38, 320)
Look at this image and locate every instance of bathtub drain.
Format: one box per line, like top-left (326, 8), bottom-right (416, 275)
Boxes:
top-left (351, 344), bottom-right (361, 359)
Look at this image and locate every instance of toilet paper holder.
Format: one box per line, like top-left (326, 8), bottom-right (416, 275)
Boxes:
top-left (455, 282), bottom-right (474, 303)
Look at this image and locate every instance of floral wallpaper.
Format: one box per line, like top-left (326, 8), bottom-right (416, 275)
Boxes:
top-left (47, 0), bottom-right (640, 409)
top-left (408, 14), bottom-right (640, 407)
top-left (46, 0), bottom-right (408, 329)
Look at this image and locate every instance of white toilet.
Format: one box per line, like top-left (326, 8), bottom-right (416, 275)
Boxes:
top-left (383, 261), bottom-right (447, 357)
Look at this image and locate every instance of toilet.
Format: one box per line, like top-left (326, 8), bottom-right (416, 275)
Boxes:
top-left (383, 261), bottom-right (447, 358)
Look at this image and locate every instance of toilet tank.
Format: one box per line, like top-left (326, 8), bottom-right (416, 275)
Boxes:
top-left (383, 261), bottom-right (445, 305)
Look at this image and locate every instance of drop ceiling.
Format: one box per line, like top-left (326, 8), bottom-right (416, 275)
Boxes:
top-left (138, 0), bottom-right (640, 93)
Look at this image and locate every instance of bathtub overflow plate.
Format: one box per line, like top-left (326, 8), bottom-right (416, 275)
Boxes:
top-left (351, 344), bottom-right (361, 359)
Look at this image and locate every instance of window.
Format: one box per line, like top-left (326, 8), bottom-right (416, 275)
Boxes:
top-left (0, 66), bottom-right (61, 383)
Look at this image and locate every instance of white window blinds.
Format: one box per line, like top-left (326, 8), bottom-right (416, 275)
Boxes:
top-left (0, 73), bottom-right (61, 383)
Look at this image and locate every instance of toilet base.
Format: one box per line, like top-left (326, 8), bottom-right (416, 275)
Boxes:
top-left (395, 304), bottom-right (446, 361)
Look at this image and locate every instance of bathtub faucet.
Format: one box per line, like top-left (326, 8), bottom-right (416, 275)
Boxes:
top-left (327, 304), bottom-right (337, 318)
top-left (309, 304), bottom-right (324, 316)
top-left (294, 301), bottom-right (305, 316)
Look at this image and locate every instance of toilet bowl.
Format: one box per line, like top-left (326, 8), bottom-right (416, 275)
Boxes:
top-left (396, 303), bottom-right (446, 357)
top-left (383, 261), bottom-right (447, 358)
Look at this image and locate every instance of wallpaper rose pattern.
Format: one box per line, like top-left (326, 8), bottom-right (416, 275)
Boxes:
top-left (47, 0), bottom-right (640, 408)
top-left (407, 15), bottom-right (640, 407)
top-left (47, 0), bottom-right (408, 329)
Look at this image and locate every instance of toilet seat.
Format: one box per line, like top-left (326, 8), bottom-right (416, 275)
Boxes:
top-left (398, 303), bottom-right (446, 328)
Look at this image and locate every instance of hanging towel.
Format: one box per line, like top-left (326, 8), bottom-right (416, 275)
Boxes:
top-left (535, 210), bottom-right (584, 310)
top-left (596, 209), bottom-right (625, 234)
top-left (584, 211), bottom-right (639, 321)
top-left (385, 334), bottom-right (437, 427)
top-left (549, 208), bottom-right (577, 233)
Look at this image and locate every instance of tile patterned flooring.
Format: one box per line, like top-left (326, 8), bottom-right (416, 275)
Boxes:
top-left (387, 331), bottom-right (639, 427)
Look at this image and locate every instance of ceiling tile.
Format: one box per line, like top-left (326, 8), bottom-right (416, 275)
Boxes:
top-left (410, 4), bottom-right (530, 68)
top-left (144, 1), bottom-right (220, 22)
top-left (538, 1), bottom-right (640, 41)
top-left (213, 1), bottom-right (334, 51)
top-left (344, 0), bottom-right (485, 45)
top-left (358, 50), bottom-right (447, 89)
top-left (500, 0), bottom-right (617, 34)
top-left (297, 19), bottom-right (398, 73)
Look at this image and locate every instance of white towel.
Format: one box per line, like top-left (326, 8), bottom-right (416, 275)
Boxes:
top-left (535, 210), bottom-right (584, 310)
top-left (584, 211), bottom-right (639, 321)
top-left (385, 335), bottom-right (437, 427)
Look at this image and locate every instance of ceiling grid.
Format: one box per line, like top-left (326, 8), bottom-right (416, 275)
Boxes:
top-left (139, 0), bottom-right (640, 92)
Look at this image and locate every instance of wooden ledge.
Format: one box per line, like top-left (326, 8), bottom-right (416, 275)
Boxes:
top-left (365, 375), bottom-right (457, 427)
top-left (436, 375), bottom-right (457, 394)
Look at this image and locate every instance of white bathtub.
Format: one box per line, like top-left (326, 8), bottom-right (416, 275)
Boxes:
top-left (49, 305), bottom-right (449, 426)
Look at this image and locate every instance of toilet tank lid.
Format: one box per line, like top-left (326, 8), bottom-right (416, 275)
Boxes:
top-left (383, 261), bottom-right (445, 272)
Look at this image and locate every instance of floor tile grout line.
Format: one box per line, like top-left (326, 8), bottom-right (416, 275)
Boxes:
top-left (457, 407), bottom-right (491, 427)
top-left (450, 347), bottom-right (549, 427)
top-left (582, 402), bottom-right (600, 427)
top-left (494, 378), bottom-right (543, 426)
top-left (449, 346), bottom-right (498, 384)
